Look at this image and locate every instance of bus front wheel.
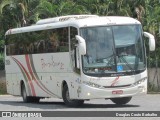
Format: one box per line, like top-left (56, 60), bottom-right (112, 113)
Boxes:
top-left (110, 97), bottom-right (132, 105)
top-left (62, 84), bottom-right (84, 107)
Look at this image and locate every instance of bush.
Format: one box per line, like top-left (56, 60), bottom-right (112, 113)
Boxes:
top-left (148, 82), bottom-right (160, 92)
top-left (0, 80), bottom-right (7, 94)
top-left (0, 53), bottom-right (4, 70)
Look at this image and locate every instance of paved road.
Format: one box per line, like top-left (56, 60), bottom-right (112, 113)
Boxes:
top-left (0, 94), bottom-right (160, 111)
top-left (0, 94), bottom-right (159, 120)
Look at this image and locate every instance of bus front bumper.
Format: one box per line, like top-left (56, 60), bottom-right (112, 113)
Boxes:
top-left (77, 83), bottom-right (147, 100)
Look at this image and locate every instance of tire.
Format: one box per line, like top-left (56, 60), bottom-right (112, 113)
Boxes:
top-left (30, 97), bottom-right (40, 103)
top-left (21, 84), bottom-right (40, 103)
top-left (110, 97), bottom-right (132, 105)
top-left (62, 84), bottom-right (84, 107)
top-left (21, 84), bottom-right (31, 103)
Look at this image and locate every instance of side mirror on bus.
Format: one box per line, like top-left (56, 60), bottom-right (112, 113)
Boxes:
top-left (75, 35), bottom-right (86, 55)
top-left (143, 32), bottom-right (155, 51)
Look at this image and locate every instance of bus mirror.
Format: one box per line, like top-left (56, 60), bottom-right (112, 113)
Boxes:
top-left (144, 32), bottom-right (155, 51)
top-left (75, 35), bottom-right (86, 55)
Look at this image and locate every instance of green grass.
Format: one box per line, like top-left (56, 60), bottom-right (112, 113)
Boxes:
top-left (0, 90), bottom-right (7, 95)
top-left (0, 80), bottom-right (7, 95)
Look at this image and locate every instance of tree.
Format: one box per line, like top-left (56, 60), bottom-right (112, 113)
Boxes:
top-left (31, 0), bottom-right (87, 21)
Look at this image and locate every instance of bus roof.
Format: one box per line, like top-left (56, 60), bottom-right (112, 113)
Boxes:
top-left (5, 15), bottom-right (141, 35)
top-left (36, 15), bottom-right (98, 25)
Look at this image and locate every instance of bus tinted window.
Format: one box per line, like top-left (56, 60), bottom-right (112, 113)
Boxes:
top-left (6, 27), bottom-right (69, 55)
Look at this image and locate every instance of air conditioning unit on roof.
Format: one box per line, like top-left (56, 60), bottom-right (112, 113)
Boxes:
top-left (36, 15), bottom-right (98, 25)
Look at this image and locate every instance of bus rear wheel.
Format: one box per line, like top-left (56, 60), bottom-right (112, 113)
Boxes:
top-left (21, 84), bottom-right (31, 103)
top-left (62, 84), bottom-right (84, 107)
top-left (21, 84), bottom-right (40, 103)
top-left (110, 97), bottom-right (132, 105)
top-left (30, 97), bottom-right (40, 103)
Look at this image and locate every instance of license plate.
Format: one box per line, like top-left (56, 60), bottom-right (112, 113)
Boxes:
top-left (112, 90), bottom-right (123, 94)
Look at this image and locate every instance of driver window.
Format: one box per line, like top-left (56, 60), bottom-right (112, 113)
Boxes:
top-left (70, 27), bottom-right (78, 51)
top-left (70, 27), bottom-right (81, 74)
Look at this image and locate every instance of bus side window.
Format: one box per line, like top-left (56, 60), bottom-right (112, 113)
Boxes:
top-left (6, 35), bottom-right (16, 55)
top-left (28, 43), bottom-right (34, 54)
top-left (5, 37), bottom-right (10, 56)
top-left (38, 40), bottom-right (45, 53)
top-left (58, 28), bottom-right (69, 52)
top-left (48, 31), bottom-right (59, 52)
top-left (19, 44), bottom-right (25, 55)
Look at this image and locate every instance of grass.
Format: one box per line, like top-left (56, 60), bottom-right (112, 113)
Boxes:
top-left (0, 80), bottom-right (7, 95)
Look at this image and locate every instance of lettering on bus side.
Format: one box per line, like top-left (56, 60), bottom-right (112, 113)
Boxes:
top-left (41, 56), bottom-right (64, 70)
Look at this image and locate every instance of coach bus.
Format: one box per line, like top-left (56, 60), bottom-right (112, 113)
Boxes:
top-left (5, 15), bottom-right (155, 107)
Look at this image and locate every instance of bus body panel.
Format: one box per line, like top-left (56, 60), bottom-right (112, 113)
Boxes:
top-left (4, 15), bottom-right (152, 104)
top-left (5, 52), bottom-right (74, 98)
top-left (76, 70), bottom-right (147, 99)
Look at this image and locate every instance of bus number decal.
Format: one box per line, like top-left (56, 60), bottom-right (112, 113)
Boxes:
top-left (5, 60), bottom-right (10, 65)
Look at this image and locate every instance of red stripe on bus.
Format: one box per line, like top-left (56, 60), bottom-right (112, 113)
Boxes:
top-left (111, 76), bottom-right (120, 86)
top-left (25, 55), bottom-right (53, 96)
top-left (12, 57), bottom-right (36, 96)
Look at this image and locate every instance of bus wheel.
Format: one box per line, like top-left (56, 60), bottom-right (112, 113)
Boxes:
top-left (62, 84), bottom-right (84, 107)
top-left (110, 97), bottom-right (132, 105)
top-left (21, 84), bottom-right (31, 103)
top-left (30, 97), bottom-right (40, 103)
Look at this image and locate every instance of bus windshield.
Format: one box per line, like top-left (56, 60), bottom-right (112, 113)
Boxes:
top-left (80, 25), bottom-right (145, 76)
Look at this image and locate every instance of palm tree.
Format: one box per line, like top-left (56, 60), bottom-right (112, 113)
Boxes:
top-left (75, 0), bottom-right (131, 16)
top-left (144, 0), bottom-right (160, 36)
top-left (31, 0), bottom-right (87, 21)
top-left (0, 0), bottom-right (40, 28)
top-left (107, 0), bottom-right (131, 16)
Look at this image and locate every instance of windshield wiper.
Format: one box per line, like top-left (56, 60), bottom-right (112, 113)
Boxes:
top-left (118, 55), bottom-right (135, 73)
top-left (106, 47), bottom-right (117, 67)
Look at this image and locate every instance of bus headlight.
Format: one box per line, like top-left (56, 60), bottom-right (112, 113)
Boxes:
top-left (132, 77), bottom-right (147, 87)
top-left (83, 81), bottom-right (103, 88)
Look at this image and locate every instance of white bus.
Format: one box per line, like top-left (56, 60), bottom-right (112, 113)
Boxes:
top-left (5, 15), bottom-right (155, 107)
